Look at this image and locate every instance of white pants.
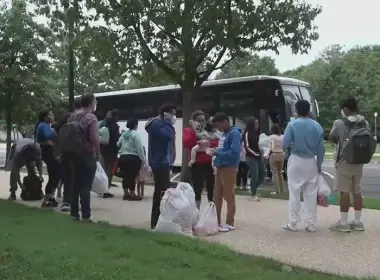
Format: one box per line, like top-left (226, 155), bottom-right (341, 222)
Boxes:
top-left (287, 154), bottom-right (318, 227)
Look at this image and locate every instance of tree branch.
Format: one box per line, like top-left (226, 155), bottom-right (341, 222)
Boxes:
top-left (151, 21), bottom-right (183, 51)
top-left (131, 18), bottom-right (181, 83)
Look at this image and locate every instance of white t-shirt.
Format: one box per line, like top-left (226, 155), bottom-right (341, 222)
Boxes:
top-left (269, 134), bottom-right (283, 153)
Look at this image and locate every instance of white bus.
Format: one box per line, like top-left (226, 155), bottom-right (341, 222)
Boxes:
top-left (92, 75), bottom-right (318, 171)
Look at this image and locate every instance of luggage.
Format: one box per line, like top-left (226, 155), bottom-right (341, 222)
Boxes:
top-left (21, 175), bottom-right (44, 201)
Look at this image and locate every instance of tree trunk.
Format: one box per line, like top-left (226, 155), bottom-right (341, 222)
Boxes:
top-left (67, 6), bottom-right (75, 109)
top-left (180, 90), bottom-right (196, 182)
top-left (5, 95), bottom-right (12, 162)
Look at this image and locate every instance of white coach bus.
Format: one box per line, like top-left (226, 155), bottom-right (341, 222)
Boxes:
top-left (91, 75), bottom-right (318, 171)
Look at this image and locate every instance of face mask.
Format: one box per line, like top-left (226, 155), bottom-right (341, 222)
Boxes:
top-left (341, 109), bottom-right (346, 118)
top-left (171, 115), bottom-right (176, 125)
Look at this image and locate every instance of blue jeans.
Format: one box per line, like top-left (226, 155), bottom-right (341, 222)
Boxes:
top-left (246, 157), bottom-right (265, 196)
top-left (70, 154), bottom-right (96, 219)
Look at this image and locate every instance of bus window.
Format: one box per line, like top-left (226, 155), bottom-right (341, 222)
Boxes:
top-left (220, 90), bottom-right (255, 121)
top-left (299, 86), bottom-right (316, 113)
top-left (282, 84), bottom-right (301, 100)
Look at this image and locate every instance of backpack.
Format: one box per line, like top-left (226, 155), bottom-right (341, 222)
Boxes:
top-left (21, 175), bottom-right (44, 201)
top-left (340, 119), bottom-right (376, 164)
top-left (58, 112), bottom-right (89, 156)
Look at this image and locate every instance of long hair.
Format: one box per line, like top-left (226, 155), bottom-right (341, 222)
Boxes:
top-left (270, 123), bottom-right (282, 136)
top-left (243, 117), bottom-right (259, 143)
top-left (34, 109), bottom-right (50, 139)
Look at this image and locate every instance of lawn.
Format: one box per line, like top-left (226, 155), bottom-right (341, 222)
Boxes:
top-left (324, 141), bottom-right (380, 154)
top-left (237, 189), bottom-right (380, 210)
top-left (0, 200), bottom-right (362, 280)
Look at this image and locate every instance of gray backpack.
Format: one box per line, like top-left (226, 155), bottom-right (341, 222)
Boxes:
top-left (340, 118), bottom-right (376, 164)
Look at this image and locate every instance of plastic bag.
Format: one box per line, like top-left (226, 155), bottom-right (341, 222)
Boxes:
top-left (317, 174), bottom-right (331, 196)
top-left (194, 202), bottom-right (219, 236)
top-left (155, 187), bottom-right (193, 236)
top-left (92, 162), bottom-right (109, 194)
top-left (176, 182), bottom-right (200, 227)
top-left (258, 133), bottom-right (270, 157)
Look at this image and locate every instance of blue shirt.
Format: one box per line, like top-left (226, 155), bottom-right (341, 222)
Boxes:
top-left (36, 122), bottom-right (55, 143)
top-left (213, 126), bottom-right (241, 168)
top-left (283, 118), bottom-right (325, 169)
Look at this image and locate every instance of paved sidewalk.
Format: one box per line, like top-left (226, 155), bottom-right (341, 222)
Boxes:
top-left (0, 171), bottom-right (379, 278)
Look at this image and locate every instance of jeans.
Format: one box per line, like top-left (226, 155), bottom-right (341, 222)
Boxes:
top-left (41, 145), bottom-right (60, 195)
top-left (150, 167), bottom-right (170, 228)
top-left (61, 152), bottom-right (74, 204)
top-left (191, 162), bottom-right (214, 202)
top-left (246, 156), bottom-right (265, 196)
top-left (236, 161), bottom-right (249, 187)
top-left (70, 154), bottom-right (96, 219)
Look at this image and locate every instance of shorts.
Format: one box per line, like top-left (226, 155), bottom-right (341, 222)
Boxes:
top-left (334, 161), bottom-right (363, 194)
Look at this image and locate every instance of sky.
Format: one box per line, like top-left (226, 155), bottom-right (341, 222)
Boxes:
top-left (265, 0), bottom-right (379, 72)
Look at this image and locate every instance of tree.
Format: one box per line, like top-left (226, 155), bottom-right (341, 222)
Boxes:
top-left (215, 53), bottom-right (279, 79)
top-left (285, 44), bottom-right (380, 135)
top-left (0, 0), bottom-right (59, 156)
top-left (89, 0), bottom-right (322, 124)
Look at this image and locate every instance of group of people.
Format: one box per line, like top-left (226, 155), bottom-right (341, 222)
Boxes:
top-left (5, 93), bottom-right (370, 233)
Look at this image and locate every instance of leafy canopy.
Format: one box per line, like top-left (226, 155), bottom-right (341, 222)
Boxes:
top-left (88, 0), bottom-right (322, 91)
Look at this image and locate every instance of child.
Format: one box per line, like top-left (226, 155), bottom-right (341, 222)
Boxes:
top-left (136, 146), bottom-right (150, 198)
top-left (188, 121), bottom-right (220, 168)
top-left (268, 123), bottom-right (285, 194)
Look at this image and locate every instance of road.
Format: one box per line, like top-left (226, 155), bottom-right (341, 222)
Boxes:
top-left (1, 145), bottom-right (380, 198)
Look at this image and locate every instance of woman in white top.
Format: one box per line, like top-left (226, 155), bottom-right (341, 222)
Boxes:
top-left (268, 123), bottom-right (285, 194)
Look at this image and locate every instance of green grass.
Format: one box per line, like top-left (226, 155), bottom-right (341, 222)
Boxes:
top-left (324, 141), bottom-right (380, 154)
top-left (0, 200), bottom-right (363, 280)
top-left (237, 189), bottom-right (380, 210)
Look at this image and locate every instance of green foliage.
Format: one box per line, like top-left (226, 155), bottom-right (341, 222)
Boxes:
top-left (215, 53), bottom-right (279, 79)
top-left (285, 44), bottom-right (380, 134)
top-left (87, 0), bottom-right (321, 116)
top-left (0, 0), bottom-right (60, 127)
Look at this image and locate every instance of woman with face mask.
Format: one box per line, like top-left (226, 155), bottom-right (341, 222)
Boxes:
top-left (183, 110), bottom-right (219, 209)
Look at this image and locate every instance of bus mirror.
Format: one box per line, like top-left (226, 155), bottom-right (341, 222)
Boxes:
top-left (274, 89), bottom-right (283, 96)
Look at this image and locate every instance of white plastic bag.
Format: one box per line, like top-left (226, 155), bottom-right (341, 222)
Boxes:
top-left (258, 133), bottom-right (270, 157)
top-left (194, 202), bottom-right (219, 236)
top-left (176, 182), bottom-right (200, 227)
top-left (155, 188), bottom-right (193, 236)
top-left (92, 162), bottom-right (109, 194)
top-left (317, 174), bottom-right (331, 196)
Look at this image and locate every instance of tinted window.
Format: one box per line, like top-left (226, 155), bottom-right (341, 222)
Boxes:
top-left (299, 86), bottom-right (316, 113)
top-left (220, 90), bottom-right (255, 120)
top-left (281, 84), bottom-right (301, 100)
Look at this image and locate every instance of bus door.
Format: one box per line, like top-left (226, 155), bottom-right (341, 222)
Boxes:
top-left (282, 90), bottom-right (298, 121)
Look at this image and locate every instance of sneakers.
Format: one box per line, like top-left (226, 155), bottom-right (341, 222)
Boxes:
top-left (8, 192), bottom-right (16, 201)
top-left (219, 224), bottom-right (235, 232)
top-left (329, 220), bottom-right (351, 232)
top-left (349, 221), bottom-right (365, 231)
top-left (252, 195), bottom-right (260, 202)
top-left (102, 192), bottom-right (114, 198)
top-left (305, 225), bottom-right (316, 232)
top-left (60, 203), bottom-right (70, 212)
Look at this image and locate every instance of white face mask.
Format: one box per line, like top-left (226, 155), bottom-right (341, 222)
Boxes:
top-left (341, 109), bottom-right (346, 118)
top-left (171, 115), bottom-right (176, 125)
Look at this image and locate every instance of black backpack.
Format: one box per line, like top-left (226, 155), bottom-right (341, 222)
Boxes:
top-left (21, 175), bottom-right (44, 201)
top-left (340, 119), bottom-right (377, 164)
top-left (58, 112), bottom-right (89, 156)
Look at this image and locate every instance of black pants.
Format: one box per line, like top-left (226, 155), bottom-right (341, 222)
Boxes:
top-left (101, 152), bottom-right (117, 188)
top-left (119, 154), bottom-right (141, 192)
top-left (236, 161), bottom-right (248, 187)
top-left (41, 145), bottom-right (60, 195)
top-left (191, 162), bottom-right (214, 202)
top-left (151, 167), bottom-right (170, 228)
top-left (61, 152), bottom-right (74, 204)
top-left (70, 154), bottom-right (96, 219)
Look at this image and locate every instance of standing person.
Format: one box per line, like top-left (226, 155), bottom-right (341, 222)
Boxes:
top-left (183, 110), bottom-right (218, 209)
top-left (100, 109), bottom-right (120, 198)
top-left (243, 117), bottom-right (266, 201)
top-left (56, 98), bottom-right (82, 212)
top-left (35, 109), bottom-right (60, 208)
top-left (6, 138), bottom-right (43, 200)
top-left (59, 93), bottom-right (100, 222)
top-left (328, 97), bottom-right (374, 232)
top-left (117, 118), bottom-right (145, 201)
top-left (268, 123), bottom-right (285, 194)
top-left (211, 112), bottom-right (241, 232)
top-left (145, 104), bottom-right (176, 229)
top-left (282, 100), bottom-right (324, 232)
top-left (236, 131), bottom-right (248, 190)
